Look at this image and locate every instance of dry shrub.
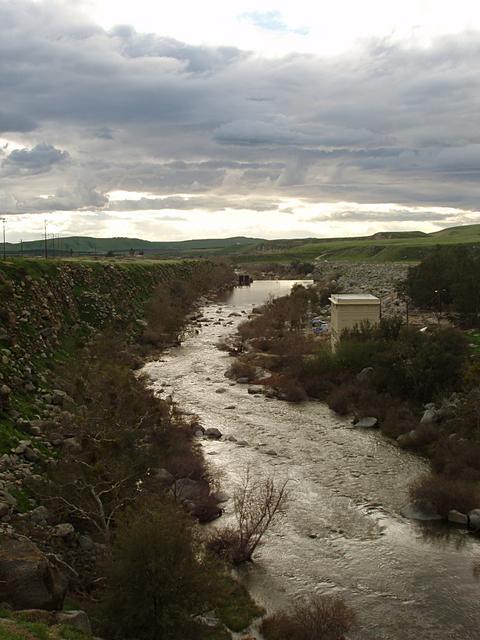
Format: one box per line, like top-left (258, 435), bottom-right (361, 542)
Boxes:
top-left (411, 423), bottom-right (439, 448)
top-left (260, 594), bottom-right (356, 640)
top-left (207, 468), bottom-right (289, 564)
top-left (206, 526), bottom-right (242, 562)
top-left (409, 473), bottom-right (480, 516)
top-left (380, 402), bottom-right (417, 439)
top-left (269, 332), bottom-right (316, 358)
top-left (431, 437), bottom-right (480, 482)
top-left (326, 383), bottom-right (359, 415)
top-left (227, 359), bottom-right (256, 381)
top-left (277, 377), bottom-right (307, 403)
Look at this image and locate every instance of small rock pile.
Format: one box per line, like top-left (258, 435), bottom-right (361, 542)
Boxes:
top-left (313, 260), bottom-right (410, 317)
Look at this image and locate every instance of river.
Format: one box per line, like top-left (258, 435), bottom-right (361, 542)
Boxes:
top-left (143, 280), bottom-right (480, 640)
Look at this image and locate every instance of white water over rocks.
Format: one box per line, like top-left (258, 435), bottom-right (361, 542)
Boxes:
top-left (144, 281), bottom-right (480, 640)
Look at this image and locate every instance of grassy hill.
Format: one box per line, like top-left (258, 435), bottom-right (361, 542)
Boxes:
top-left (5, 224), bottom-right (480, 263)
top-left (5, 236), bottom-right (262, 257)
top-left (235, 224), bottom-right (480, 263)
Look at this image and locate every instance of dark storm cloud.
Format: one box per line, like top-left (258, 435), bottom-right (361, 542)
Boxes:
top-left (2, 143), bottom-right (70, 175)
top-left (1, 0), bottom-right (480, 224)
top-left (0, 110), bottom-right (37, 134)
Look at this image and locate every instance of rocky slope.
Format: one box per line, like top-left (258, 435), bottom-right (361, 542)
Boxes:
top-left (0, 258), bottom-right (235, 637)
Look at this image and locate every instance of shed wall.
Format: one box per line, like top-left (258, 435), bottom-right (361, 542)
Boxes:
top-left (330, 302), bottom-right (380, 347)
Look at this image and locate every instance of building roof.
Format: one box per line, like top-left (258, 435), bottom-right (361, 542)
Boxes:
top-left (329, 293), bottom-right (380, 305)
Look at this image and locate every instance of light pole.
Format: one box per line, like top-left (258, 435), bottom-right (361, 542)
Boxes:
top-left (1, 218), bottom-right (6, 260)
top-left (44, 219), bottom-right (48, 259)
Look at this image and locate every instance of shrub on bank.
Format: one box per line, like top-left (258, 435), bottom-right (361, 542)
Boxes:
top-left (260, 594), bottom-right (356, 640)
top-left (99, 499), bottom-right (218, 640)
top-left (227, 359), bottom-right (257, 381)
top-left (409, 473), bottom-right (480, 516)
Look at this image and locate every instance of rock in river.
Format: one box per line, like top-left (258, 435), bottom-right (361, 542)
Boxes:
top-left (205, 427), bottom-right (222, 439)
top-left (354, 417), bottom-right (378, 428)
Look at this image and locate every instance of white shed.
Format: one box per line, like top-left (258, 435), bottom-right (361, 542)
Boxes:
top-left (329, 294), bottom-right (380, 347)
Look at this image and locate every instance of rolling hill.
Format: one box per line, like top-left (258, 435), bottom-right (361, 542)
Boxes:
top-left (4, 224), bottom-right (480, 263)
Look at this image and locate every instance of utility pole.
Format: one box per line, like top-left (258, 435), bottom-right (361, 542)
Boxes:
top-left (1, 218), bottom-right (6, 260)
top-left (44, 219), bottom-right (48, 259)
top-left (20, 239), bottom-right (23, 257)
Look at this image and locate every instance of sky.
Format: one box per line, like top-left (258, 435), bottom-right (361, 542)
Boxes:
top-left (2, 0), bottom-right (480, 242)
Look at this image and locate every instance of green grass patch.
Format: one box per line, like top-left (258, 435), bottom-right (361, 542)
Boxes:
top-left (467, 330), bottom-right (480, 354)
top-left (213, 574), bottom-right (264, 632)
top-left (58, 627), bottom-right (90, 640)
top-left (0, 420), bottom-right (21, 454)
top-left (9, 486), bottom-right (32, 513)
top-left (0, 620), bottom-right (50, 640)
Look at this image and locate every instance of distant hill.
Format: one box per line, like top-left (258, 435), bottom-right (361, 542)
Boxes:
top-left (4, 223), bottom-right (480, 263)
top-left (430, 224), bottom-right (480, 238)
top-left (233, 223), bottom-right (480, 263)
top-left (5, 235), bottom-right (263, 257)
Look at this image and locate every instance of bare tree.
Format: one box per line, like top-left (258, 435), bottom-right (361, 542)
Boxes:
top-left (208, 466), bottom-right (289, 564)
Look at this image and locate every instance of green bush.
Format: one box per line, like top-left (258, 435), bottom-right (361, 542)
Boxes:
top-left (405, 246), bottom-right (480, 327)
top-left (100, 500), bottom-right (215, 640)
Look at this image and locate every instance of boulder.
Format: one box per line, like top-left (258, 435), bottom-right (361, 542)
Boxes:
top-left (29, 506), bottom-right (50, 524)
top-left (173, 478), bottom-right (207, 501)
top-left (400, 500), bottom-right (443, 521)
top-left (51, 523), bottom-right (75, 539)
top-left (396, 430), bottom-right (418, 448)
top-left (62, 437), bottom-right (82, 453)
top-left (356, 367), bottom-right (374, 383)
top-left (420, 409), bottom-right (438, 424)
top-left (212, 491), bottom-right (230, 503)
top-left (468, 509), bottom-right (480, 531)
top-left (354, 417), bottom-right (378, 428)
top-left (0, 534), bottom-right (69, 610)
top-left (0, 385), bottom-right (11, 397)
top-left (247, 386), bottom-right (264, 395)
top-left (154, 468), bottom-right (175, 487)
top-left (55, 610), bottom-right (92, 634)
top-left (0, 489), bottom-right (17, 508)
top-left (78, 535), bottom-right (95, 552)
top-left (51, 390), bottom-right (67, 406)
top-left (448, 510), bottom-right (469, 526)
top-left (205, 427), bottom-right (222, 439)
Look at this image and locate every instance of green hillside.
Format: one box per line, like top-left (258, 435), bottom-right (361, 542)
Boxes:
top-left (5, 223), bottom-right (480, 263)
top-left (5, 235), bottom-right (262, 257)
top-left (235, 224), bottom-right (480, 263)
top-left (430, 223), bottom-right (480, 238)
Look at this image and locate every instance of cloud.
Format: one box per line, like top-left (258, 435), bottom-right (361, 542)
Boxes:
top-left (0, 110), bottom-right (37, 134)
top-left (108, 195), bottom-right (282, 212)
top-left (2, 143), bottom-right (70, 175)
top-left (2, 0), bottom-right (480, 236)
top-left (306, 209), bottom-right (455, 223)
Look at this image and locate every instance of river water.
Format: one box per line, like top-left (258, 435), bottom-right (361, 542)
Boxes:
top-left (143, 281), bottom-right (480, 640)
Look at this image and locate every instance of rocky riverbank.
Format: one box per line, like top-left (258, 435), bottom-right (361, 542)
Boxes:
top-left (0, 258), bottom-right (254, 640)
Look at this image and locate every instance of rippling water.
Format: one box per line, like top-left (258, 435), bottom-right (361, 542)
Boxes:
top-left (143, 281), bottom-right (480, 640)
